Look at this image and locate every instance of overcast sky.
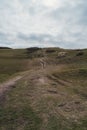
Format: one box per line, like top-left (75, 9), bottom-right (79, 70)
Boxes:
top-left (0, 0), bottom-right (87, 48)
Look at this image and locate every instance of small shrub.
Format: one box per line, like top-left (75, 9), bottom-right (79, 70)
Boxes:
top-left (27, 47), bottom-right (40, 54)
top-left (79, 68), bottom-right (87, 76)
top-left (0, 47), bottom-right (11, 49)
top-left (76, 52), bottom-right (84, 56)
top-left (46, 49), bottom-right (55, 53)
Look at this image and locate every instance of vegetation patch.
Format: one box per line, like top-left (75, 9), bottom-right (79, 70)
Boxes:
top-left (0, 47), bottom-right (87, 130)
top-left (0, 106), bottom-right (42, 130)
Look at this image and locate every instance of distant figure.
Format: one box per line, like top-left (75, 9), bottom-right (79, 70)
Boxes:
top-left (40, 59), bottom-right (46, 69)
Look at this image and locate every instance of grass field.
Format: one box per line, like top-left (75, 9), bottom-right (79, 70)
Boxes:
top-left (0, 47), bottom-right (87, 130)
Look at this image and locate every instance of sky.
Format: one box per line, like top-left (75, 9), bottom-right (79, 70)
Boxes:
top-left (0, 0), bottom-right (87, 49)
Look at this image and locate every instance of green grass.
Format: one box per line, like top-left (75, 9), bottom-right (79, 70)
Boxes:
top-left (0, 49), bottom-right (29, 82)
top-left (0, 58), bottom-right (28, 82)
top-left (0, 106), bottom-right (42, 130)
top-left (46, 116), bottom-right (87, 130)
top-left (0, 48), bottom-right (87, 130)
top-left (0, 78), bottom-right (42, 130)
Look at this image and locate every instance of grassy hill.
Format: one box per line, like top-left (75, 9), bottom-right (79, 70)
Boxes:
top-left (0, 47), bottom-right (87, 130)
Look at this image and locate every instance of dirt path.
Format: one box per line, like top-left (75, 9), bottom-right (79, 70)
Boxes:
top-left (0, 76), bottom-right (22, 101)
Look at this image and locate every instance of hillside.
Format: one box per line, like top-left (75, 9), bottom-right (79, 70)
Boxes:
top-left (0, 47), bottom-right (11, 49)
top-left (0, 47), bottom-right (87, 130)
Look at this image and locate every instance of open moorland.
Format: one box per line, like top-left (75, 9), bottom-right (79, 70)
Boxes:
top-left (0, 47), bottom-right (87, 130)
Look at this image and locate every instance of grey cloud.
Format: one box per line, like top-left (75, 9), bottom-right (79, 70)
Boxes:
top-left (17, 33), bottom-right (74, 48)
top-left (0, 32), bottom-right (8, 41)
top-left (0, 0), bottom-right (87, 48)
top-left (18, 33), bottom-right (53, 42)
top-left (0, 41), bottom-right (13, 45)
top-left (0, 32), bottom-right (15, 46)
top-left (77, 4), bottom-right (87, 25)
top-left (49, 0), bottom-right (87, 26)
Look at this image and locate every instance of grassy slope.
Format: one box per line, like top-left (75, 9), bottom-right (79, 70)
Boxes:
top-left (0, 49), bottom-right (29, 82)
top-left (0, 48), bottom-right (87, 130)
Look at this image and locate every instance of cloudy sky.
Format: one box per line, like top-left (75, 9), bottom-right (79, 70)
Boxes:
top-left (0, 0), bottom-right (87, 48)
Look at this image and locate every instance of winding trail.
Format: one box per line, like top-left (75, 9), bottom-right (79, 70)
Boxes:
top-left (0, 53), bottom-right (47, 103)
top-left (0, 76), bottom-right (22, 101)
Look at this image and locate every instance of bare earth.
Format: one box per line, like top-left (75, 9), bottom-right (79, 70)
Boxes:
top-left (0, 76), bottom-right (22, 100)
